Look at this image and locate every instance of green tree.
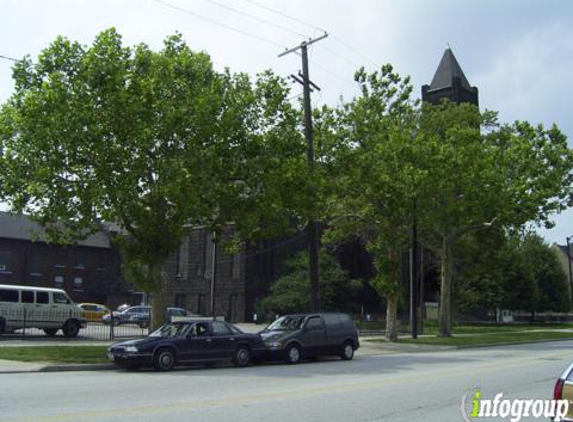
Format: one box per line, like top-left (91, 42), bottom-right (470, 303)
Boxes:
top-left (257, 250), bottom-right (361, 317)
top-left (318, 65), bottom-right (573, 340)
top-left (0, 29), bottom-right (305, 326)
top-left (501, 233), bottom-right (569, 318)
top-left (318, 65), bottom-right (419, 341)
top-left (417, 102), bottom-right (573, 336)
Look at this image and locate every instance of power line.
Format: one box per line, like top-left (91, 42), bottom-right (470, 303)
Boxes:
top-left (149, 0), bottom-right (286, 50)
top-left (329, 34), bottom-right (379, 68)
top-left (317, 44), bottom-right (361, 70)
top-left (237, 0), bottom-right (325, 33)
top-left (236, 0), bottom-right (380, 69)
top-left (194, 0), bottom-right (308, 39)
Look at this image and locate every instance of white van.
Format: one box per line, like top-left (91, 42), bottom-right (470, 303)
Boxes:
top-left (0, 284), bottom-right (87, 337)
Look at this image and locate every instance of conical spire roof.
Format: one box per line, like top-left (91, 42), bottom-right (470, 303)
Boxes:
top-left (429, 48), bottom-right (472, 91)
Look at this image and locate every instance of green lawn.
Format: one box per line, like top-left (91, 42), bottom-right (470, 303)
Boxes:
top-left (396, 331), bottom-right (573, 347)
top-left (0, 346), bottom-right (109, 364)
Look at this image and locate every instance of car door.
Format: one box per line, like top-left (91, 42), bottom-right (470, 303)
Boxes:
top-left (51, 291), bottom-right (72, 328)
top-left (301, 316), bottom-right (327, 356)
top-left (176, 321), bottom-right (213, 361)
top-left (322, 314), bottom-right (344, 352)
top-left (209, 321), bottom-right (236, 360)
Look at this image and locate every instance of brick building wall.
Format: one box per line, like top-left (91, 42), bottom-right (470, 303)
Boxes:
top-left (0, 213), bottom-right (133, 308)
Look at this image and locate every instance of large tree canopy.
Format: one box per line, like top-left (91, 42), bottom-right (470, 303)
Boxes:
top-left (0, 29), bottom-right (305, 325)
top-left (318, 64), bottom-right (573, 339)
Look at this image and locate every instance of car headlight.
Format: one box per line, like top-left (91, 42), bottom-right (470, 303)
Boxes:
top-left (266, 341), bottom-right (283, 348)
top-left (124, 346), bottom-right (138, 353)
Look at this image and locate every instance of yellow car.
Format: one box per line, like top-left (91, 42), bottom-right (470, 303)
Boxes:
top-left (78, 303), bottom-right (111, 323)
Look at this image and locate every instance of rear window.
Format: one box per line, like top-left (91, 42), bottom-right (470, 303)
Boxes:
top-left (36, 292), bottom-right (49, 304)
top-left (338, 314), bottom-right (352, 325)
top-left (0, 289), bottom-right (18, 302)
top-left (323, 314), bottom-right (343, 328)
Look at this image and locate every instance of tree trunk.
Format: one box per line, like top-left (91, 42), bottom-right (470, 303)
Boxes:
top-left (150, 261), bottom-right (169, 329)
top-left (439, 237), bottom-right (453, 337)
top-left (385, 296), bottom-right (398, 342)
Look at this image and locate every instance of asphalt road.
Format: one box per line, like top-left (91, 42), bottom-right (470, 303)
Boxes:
top-left (1, 340), bottom-right (572, 422)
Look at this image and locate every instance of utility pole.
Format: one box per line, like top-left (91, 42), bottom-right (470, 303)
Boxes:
top-left (209, 231), bottom-right (217, 318)
top-left (279, 33), bottom-right (328, 312)
top-left (567, 236), bottom-right (573, 310)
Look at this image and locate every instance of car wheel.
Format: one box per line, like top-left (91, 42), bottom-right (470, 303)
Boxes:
top-left (285, 344), bottom-right (302, 364)
top-left (138, 321), bottom-right (149, 329)
top-left (44, 328), bottom-right (58, 336)
top-left (63, 320), bottom-right (80, 338)
top-left (153, 348), bottom-right (175, 372)
top-left (232, 345), bottom-right (251, 367)
top-left (111, 318), bottom-right (120, 327)
top-left (340, 341), bottom-right (354, 360)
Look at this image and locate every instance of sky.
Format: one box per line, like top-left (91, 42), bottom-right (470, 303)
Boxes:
top-left (1, 0), bottom-right (572, 244)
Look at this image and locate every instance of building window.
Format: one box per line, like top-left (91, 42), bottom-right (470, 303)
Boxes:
top-left (175, 293), bottom-right (186, 309)
top-left (54, 276), bottom-right (64, 289)
top-left (231, 253), bottom-right (241, 280)
top-left (73, 277), bottom-right (84, 291)
top-left (74, 250), bottom-right (86, 269)
top-left (0, 251), bottom-right (11, 272)
top-left (203, 232), bottom-right (213, 280)
top-left (29, 251), bottom-right (43, 276)
top-left (54, 247), bottom-right (68, 269)
top-left (177, 237), bottom-right (189, 279)
top-left (227, 293), bottom-right (238, 322)
top-left (197, 293), bottom-right (205, 315)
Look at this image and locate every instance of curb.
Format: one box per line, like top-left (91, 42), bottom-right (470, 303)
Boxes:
top-left (40, 363), bottom-right (117, 372)
top-left (0, 363), bottom-right (116, 374)
top-left (453, 337), bottom-right (573, 350)
top-left (363, 336), bottom-right (573, 353)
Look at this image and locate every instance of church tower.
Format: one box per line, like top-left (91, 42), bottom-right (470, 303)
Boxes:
top-left (422, 47), bottom-right (478, 106)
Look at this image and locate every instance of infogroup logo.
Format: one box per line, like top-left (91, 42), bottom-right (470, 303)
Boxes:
top-left (460, 388), bottom-right (569, 422)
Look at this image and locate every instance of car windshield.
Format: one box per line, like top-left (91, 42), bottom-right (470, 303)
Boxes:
top-left (266, 316), bottom-right (304, 331)
top-left (150, 323), bottom-right (191, 338)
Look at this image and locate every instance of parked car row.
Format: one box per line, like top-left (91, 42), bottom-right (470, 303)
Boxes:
top-left (0, 283), bottom-right (202, 337)
top-left (107, 312), bottom-right (360, 371)
top-left (100, 306), bottom-right (199, 328)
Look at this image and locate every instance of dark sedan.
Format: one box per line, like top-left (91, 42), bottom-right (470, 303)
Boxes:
top-left (107, 320), bottom-right (265, 371)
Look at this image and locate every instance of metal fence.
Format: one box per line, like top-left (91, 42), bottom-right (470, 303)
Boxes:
top-left (0, 308), bottom-right (151, 341)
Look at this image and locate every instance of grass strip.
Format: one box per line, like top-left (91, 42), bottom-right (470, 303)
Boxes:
top-left (0, 346), bottom-right (109, 364)
top-left (396, 331), bottom-right (573, 347)
top-left (358, 322), bottom-right (573, 335)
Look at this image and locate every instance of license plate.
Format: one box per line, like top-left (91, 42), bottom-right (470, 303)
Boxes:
top-left (107, 352), bottom-right (115, 361)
